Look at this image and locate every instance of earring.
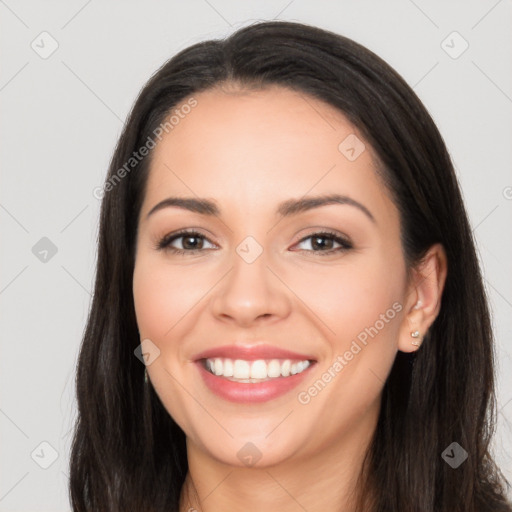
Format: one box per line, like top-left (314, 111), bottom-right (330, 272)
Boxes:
top-left (410, 330), bottom-right (421, 347)
top-left (144, 367), bottom-right (148, 384)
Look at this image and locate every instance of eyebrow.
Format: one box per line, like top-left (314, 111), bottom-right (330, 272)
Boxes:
top-left (145, 193), bottom-right (376, 224)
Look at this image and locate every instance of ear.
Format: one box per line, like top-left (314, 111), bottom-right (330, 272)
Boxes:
top-left (398, 243), bottom-right (448, 353)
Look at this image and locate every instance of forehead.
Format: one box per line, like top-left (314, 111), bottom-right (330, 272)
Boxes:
top-left (141, 85), bottom-right (395, 224)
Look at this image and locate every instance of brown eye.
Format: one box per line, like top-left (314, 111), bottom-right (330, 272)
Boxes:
top-left (156, 230), bottom-right (215, 254)
top-left (294, 231), bottom-right (352, 256)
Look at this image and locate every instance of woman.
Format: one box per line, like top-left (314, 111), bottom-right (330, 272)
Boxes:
top-left (69, 20), bottom-right (511, 511)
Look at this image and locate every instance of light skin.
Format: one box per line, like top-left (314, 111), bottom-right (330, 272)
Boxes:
top-left (132, 84), bottom-right (447, 512)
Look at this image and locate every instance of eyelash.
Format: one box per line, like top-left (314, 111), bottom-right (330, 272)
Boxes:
top-left (154, 229), bottom-right (353, 256)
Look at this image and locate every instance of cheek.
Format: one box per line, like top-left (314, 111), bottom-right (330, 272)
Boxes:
top-left (331, 253), bottom-right (405, 378)
top-left (286, 252), bottom-right (404, 345)
top-left (292, 258), bottom-right (404, 435)
top-left (132, 255), bottom-right (197, 340)
top-left (133, 261), bottom-right (166, 339)
top-left (291, 251), bottom-right (406, 416)
top-left (343, 266), bottom-right (403, 344)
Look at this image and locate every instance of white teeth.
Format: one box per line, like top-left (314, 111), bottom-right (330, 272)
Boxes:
top-left (281, 360), bottom-right (291, 377)
top-left (233, 359), bottom-right (250, 379)
top-left (214, 358), bottom-right (223, 376)
top-left (223, 358), bottom-right (234, 377)
top-left (267, 360), bottom-right (281, 378)
top-left (204, 357), bottom-right (311, 380)
top-left (250, 360), bottom-right (267, 379)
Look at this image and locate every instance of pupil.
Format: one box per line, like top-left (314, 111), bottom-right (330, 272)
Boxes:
top-left (184, 236), bottom-right (201, 250)
top-left (313, 236), bottom-right (331, 250)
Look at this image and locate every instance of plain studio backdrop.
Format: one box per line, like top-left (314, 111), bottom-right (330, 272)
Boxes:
top-left (0, 1), bottom-right (511, 510)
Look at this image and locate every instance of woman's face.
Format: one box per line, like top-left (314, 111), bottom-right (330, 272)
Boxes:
top-left (133, 85), bottom-right (416, 468)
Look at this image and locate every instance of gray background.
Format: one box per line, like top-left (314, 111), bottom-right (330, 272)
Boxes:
top-left (1, 1), bottom-right (511, 510)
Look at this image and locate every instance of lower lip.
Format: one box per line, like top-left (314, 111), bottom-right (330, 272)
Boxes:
top-left (195, 361), bottom-right (315, 403)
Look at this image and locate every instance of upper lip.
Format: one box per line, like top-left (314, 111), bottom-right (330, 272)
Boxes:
top-left (193, 344), bottom-right (316, 362)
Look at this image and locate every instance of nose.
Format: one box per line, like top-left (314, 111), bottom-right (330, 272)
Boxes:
top-left (210, 247), bottom-right (292, 327)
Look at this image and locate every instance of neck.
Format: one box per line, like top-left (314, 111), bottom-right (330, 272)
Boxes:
top-left (179, 402), bottom-right (379, 512)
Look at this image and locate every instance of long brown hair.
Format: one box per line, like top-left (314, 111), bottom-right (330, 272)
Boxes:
top-left (68, 20), bottom-right (512, 511)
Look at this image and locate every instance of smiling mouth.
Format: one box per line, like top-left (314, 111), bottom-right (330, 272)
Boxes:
top-left (201, 357), bottom-right (314, 383)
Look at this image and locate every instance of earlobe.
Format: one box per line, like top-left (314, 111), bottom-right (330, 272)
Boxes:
top-left (397, 243), bottom-right (448, 353)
